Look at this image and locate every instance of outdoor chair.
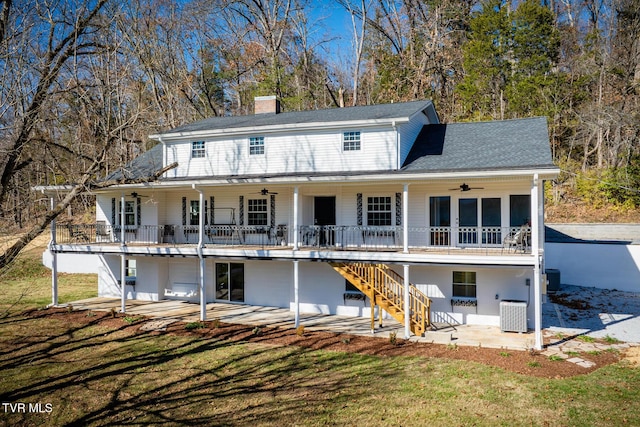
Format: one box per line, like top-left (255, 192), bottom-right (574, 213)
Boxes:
top-left (502, 226), bottom-right (527, 253)
top-left (66, 223), bottom-right (89, 243)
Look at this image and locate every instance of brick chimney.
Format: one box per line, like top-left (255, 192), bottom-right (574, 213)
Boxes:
top-left (254, 95), bottom-right (280, 114)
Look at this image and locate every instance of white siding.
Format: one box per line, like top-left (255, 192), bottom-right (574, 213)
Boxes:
top-left (165, 127), bottom-right (397, 178)
top-left (410, 265), bottom-right (534, 327)
top-left (398, 112), bottom-right (430, 167)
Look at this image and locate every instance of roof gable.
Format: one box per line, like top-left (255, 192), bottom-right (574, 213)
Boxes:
top-left (402, 117), bottom-right (555, 172)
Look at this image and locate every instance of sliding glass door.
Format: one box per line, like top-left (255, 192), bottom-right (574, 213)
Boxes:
top-left (215, 262), bottom-right (244, 302)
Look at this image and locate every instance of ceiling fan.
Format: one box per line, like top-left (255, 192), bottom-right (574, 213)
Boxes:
top-left (130, 191), bottom-right (149, 198)
top-left (449, 183), bottom-right (484, 192)
top-left (252, 188), bottom-right (278, 195)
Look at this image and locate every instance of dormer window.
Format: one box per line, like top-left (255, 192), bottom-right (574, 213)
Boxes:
top-left (191, 141), bottom-right (205, 158)
top-left (343, 131), bottom-right (361, 151)
top-left (249, 136), bottom-right (265, 155)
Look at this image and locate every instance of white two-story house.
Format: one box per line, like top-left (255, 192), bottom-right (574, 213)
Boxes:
top-left (46, 97), bottom-right (558, 349)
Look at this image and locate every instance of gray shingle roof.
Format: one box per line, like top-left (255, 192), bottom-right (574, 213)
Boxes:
top-left (402, 117), bottom-right (554, 172)
top-left (103, 143), bottom-right (164, 182)
top-left (162, 100), bottom-right (434, 135)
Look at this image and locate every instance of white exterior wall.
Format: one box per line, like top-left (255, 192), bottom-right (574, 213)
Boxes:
top-left (95, 194), bottom-right (160, 226)
top-left (165, 127), bottom-right (397, 178)
top-left (545, 242), bottom-right (640, 293)
top-left (92, 255), bottom-right (537, 326)
top-left (410, 265), bottom-right (534, 327)
top-left (398, 113), bottom-right (430, 167)
top-left (97, 255), bottom-right (166, 301)
top-left (43, 250), bottom-right (100, 274)
top-left (244, 260), bottom-right (291, 308)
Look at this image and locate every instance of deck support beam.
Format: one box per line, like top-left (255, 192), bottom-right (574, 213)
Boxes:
top-left (531, 174), bottom-right (542, 350)
top-left (120, 193), bottom-right (126, 313)
top-left (49, 196), bottom-right (58, 307)
top-left (193, 184), bottom-right (206, 322)
top-left (293, 260), bottom-right (300, 327)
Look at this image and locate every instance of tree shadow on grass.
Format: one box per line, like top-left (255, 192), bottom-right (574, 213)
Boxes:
top-left (0, 311), bottom-right (400, 426)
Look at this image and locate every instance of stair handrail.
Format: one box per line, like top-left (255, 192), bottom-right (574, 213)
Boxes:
top-left (336, 262), bottom-right (431, 333)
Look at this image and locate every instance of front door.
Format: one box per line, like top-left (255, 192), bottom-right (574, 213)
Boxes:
top-left (458, 198), bottom-right (478, 245)
top-left (314, 196), bottom-right (336, 245)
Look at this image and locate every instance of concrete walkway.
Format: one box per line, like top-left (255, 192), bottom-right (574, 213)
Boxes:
top-left (69, 297), bottom-right (536, 351)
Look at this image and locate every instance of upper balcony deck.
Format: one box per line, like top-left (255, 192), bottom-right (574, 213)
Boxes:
top-left (52, 223), bottom-right (535, 266)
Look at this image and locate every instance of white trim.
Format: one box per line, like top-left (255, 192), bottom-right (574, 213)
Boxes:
top-left (149, 117), bottom-right (413, 141)
top-left (51, 244), bottom-right (538, 267)
top-left (82, 168), bottom-right (559, 194)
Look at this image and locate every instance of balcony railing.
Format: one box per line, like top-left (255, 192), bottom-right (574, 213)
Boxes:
top-left (298, 225), bottom-right (531, 253)
top-left (54, 224), bottom-right (531, 254)
top-left (54, 224), bottom-right (288, 247)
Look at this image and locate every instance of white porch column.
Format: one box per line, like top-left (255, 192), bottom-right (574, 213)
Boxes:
top-left (120, 254), bottom-right (126, 313)
top-left (120, 193), bottom-right (126, 246)
top-left (293, 186), bottom-right (299, 250)
top-left (403, 184), bottom-right (409, 253)
top-left (193, 184), bottom-right (206, 322)
top-left (50, 196), bottom-right (58, 307)
top-left (293, 260), bottom-right (300, 327)
top-left (531, 173), bottom-right (542, 350)
top-left (403, 264), bottom-right (410, 339)
top-left (120, 193), bottom-right (126, 313)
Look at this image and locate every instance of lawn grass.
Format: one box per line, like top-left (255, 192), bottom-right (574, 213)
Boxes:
top-left (1, 251), bottom-right (640, 426)
top-left (0, 251), bottom-right (97, 315)
top-left (0, 314), bottom-right (639, 426)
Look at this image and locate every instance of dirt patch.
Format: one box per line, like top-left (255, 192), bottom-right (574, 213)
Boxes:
top-left (26, 308), bottom-right (625, 379)
top-left (624, 347), bottom-right (640, 367)
top-left (549, 292), bottom-right (593, 310)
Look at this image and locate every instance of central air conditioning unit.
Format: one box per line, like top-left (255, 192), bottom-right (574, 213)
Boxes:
top-left (500, 300), bottom-right (527, 333)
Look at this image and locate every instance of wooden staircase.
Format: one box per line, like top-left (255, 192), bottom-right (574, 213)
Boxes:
top-left (329, 262), bottom-right (431, 336)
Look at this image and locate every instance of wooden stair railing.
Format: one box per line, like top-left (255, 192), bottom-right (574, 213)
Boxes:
top-left (330, 262), bottom-right (431, 336)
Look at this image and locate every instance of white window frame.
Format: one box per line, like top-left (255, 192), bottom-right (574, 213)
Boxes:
top-left (119, 200), bottom-right (136, 226)
top-left (452, 271), bottom-right (477, 299)
top-left (249, 136), bottom-right (265, 155)
top-left (189, 200), bottom-right (200, 226)
top-left (247, 198), bottom-right (268, 225)
top-left (366, 196), bottom-right (392, 226)
top-left (343, 131), bottom-right (361, 151)
top-left (126, 259), bottom-right (137, 278)
top-left (191, 141), bottom-right (206, 159)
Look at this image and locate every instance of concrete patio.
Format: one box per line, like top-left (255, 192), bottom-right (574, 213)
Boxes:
top-left (68, 297), bottom-right (537, 351)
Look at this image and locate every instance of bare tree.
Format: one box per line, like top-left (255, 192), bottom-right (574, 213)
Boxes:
top-left (0, 0), bottom-right (110, 215)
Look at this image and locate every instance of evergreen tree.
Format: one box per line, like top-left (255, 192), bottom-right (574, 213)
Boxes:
top-left (456, 0), bottom-right (512, 120)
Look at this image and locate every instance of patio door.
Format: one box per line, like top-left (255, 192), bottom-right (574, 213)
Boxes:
top-left (458, 198), bottom-right (478, 245)
top-left (314, 196), bottom-right (335, 245)
top-left (215, 262), bottom-right (244, 302)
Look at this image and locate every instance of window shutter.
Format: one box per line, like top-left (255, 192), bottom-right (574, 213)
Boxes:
top-left (357, 193), bottom-right (363, 226)
top-left (136, 197), bottom-right (141, 226)
top-left (239, 196), bottom-right (244, 225)
top-left (210, 196), bottom-right (215, 225)
top-left (395, 192), bottom-right (402, 226)
top-left (111, 198), bottom-right (116, 225)
top-left (182, 197), bottom-right (187, 226)
top-left (270, 194), bottom-right (276, 227)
